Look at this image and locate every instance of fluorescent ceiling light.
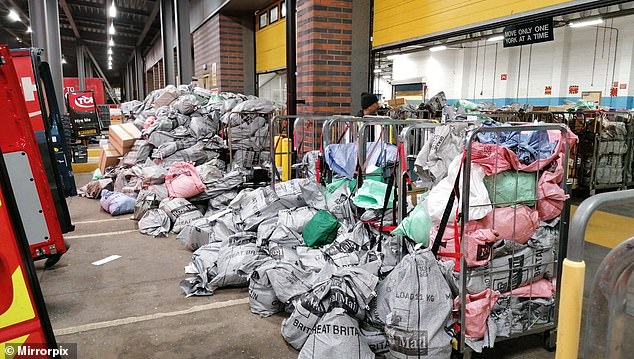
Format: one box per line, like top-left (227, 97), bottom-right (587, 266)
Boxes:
top-left (487, 35), bottom-right (504, 42)
top-left (108, 55), bottom-right (113, 61)
top-left (26, 26), bottom-right (32, 33)
top-left (108, 23), bottom-right (115, 35)
top-left (109, 38), bottom-right (114, 46)
top-left (569, 18), bottom-right (603, 28)
top-left (8, 9), bottom-right (20, 22)
top-left (429, 45), bottom-right (447, 52)
top-left (107, 48), bottom-right (113, 55)
top-left (108, 65), bottom-right (112, 70)
top-left (373, 69), bottom-right (381, 73)
top-left (62, 57), bottom-right (67, 64)
top-left (109, 3), bottom-right (117, 18)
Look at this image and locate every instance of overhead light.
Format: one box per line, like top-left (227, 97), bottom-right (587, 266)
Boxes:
top-left (429, 45), bottom-right (447, 52)
top-left (8, 9), bottom-right (20, 22)
top-left (26, 26), bottom-right (32, 33)
top-left (15, 37), bottom-right (20, 42)
top-left (569, 18), bottom-right (603, 28)
top-left (108, 23), bottom-right (115, 35)
top-left (109, 38), bottom-right (114, 46)
top-left (108, 65), bottom-right (112, 70)
top-left (487, 35), bottom-right (504, 42)
top-left (108, 2), bottom-right (117, 18)
top-left (373, 69), bottom-right (381, 73)
top-left (108, 55), bottom-right (113, 61)
top-left (107, 48), bottom-right (113, 55)
top-left (62, 57), bottom-right (67, 65)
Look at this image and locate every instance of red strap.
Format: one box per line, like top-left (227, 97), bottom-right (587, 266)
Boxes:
top-left (397, 143), bottom-right (412, 185)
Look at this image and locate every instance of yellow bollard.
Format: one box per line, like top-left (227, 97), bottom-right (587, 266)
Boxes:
top-left (555, 258), bottom-right (586, 359)
top-left (274, 135), bottom-right (291, 181)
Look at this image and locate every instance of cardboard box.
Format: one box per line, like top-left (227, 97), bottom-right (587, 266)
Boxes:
top-left (387, 98), bottom-right (406, 107)
top-left (108, 123), bottom-right (142, 154)
top-left (99, 146), bottom-right (121, 173)
top-left (532, 105), bottom-right (569, 112)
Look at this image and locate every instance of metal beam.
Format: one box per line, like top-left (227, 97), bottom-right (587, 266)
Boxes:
top-left (60, 35), bottom-right (136, 50)
top-left (44, 0), bottom-right (66, 113)
top-left (29, 0), bottom-right (46, 56)
top-left (84, 47), bottom-right (119, 104)
top-left (58, 0), bottom-right (81, 39)
top-left (137, 1), bottom-right (161, 47)
top-left (160, 0), bottom-right (175, 85)
top-left (174, 0), bottom-right (192, 84)
top-left (76, 45), bottom-right (85, 90)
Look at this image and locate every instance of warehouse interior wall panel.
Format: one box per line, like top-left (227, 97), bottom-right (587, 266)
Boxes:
top-left (381, 15), bottom-right (634, 108)
top-left (256, 18), bottom-right (287, 73)
top-left (372, 0), bottom-right (574, 48)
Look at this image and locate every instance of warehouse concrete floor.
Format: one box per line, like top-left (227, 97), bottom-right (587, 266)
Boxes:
top-left (34, 173), bottom-right (631, 358)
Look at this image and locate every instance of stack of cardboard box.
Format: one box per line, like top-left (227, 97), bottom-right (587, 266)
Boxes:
top-left (98, 123), bottom-right (142, 173)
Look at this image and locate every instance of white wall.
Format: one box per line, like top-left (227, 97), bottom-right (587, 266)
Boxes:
top-left (258, 72), bottom-right (287, 104)
top-left (388, 15), bottom-right (634, 107)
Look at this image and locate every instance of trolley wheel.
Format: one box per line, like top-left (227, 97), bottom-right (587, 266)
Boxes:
top-left (543, 329), bottom-right (557, 352)
top-left (44, 253), bottom-right (63, 269)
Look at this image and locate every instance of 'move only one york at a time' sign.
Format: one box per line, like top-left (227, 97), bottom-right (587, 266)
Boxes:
top-left (503, 18), bottom-right (554, 48)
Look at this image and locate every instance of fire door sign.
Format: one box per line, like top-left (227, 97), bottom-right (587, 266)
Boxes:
top-left (503, 17), bottom-right (554, 48)
top-left (545, 86), bottom-right (552, 95)
top-left (67, 91), bottom-right (100, 137)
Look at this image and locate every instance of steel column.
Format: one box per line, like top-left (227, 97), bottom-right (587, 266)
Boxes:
top-left (285, 0), bottom-right (297, 116)
top-left (135, 49), bottom-right (145, 99)
top-left (28, 0), bottom-right (46, 56)
top-left (160, 0), bottom-right (176, 85)
top-left (77, 45), bottom-right (86, 90)
top-left (174, 0), bottom-right (192, 85)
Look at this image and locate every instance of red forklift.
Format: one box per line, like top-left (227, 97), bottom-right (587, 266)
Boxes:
top-left (0, 45), bottom-right (60, 357)
top-left (8, 48), bottom-right (75, 268)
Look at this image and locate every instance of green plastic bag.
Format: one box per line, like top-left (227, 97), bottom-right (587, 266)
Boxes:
top-left (326, 177), bottom-right (354, 199)
top-left (92, 168), bottom-right (103, 181)
top-left (484, 171), bottom-right (536, 207)
top-left (352, 179), bottom-right (394, 209)
top-left (391, 199), bottom-right (432, 246)
top-left (302, 210), bottom-right (340, 248)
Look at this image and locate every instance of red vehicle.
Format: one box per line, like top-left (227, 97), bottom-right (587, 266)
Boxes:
top-left (63, 77), bottom-right (106, 104)
top-left (2, 46), bottom-right (71, 267)
top-left (0, 44), bottom-right (58, 356)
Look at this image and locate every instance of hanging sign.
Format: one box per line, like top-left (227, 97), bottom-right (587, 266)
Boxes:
top-left (620, 83), bottom-right (628, 90)
top-left (545, 86), bottom-right (552, 95)
top-left (503, 18), bottom-right (554, 48)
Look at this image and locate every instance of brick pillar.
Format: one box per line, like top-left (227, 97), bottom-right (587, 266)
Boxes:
top-left (193, 13), bottom-right (246, 93)
top-left (297, 0), bottom-right (353, 115)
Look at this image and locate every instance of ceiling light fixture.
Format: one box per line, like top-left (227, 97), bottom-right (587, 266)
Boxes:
top-left (109, 38), bottom-right (114, 46)
top-left (487, 35), bottom-right (504, 42)
top-left (107, 48), bottom-right (113, 55)
top-left (108, 55), bottom-right (113, 61)
top-left (8, 9), bottom-right (20, 22)
top-left (108, 23), bottom-right (115, 35)
top-left (26, 26), bottom-right (32, 33)
top-left (108, 65), bottom-right (112, 70)
top-left (429, 45), bottom-right (447, 52)
top-left (62, 57), bottom-right (67, 65)
top-left (108, 2), bottom-right (117, 18)
top-left (569, 18), bottom-right (603, 28)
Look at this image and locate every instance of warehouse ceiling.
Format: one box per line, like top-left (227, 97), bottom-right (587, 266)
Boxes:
top-left (0, 0), bottom-right (161, 84)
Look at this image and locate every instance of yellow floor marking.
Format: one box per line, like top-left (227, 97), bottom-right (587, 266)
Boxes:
top-left (571, 205), bottom-right (634, 249)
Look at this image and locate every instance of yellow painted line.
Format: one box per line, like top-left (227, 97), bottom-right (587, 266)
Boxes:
top-left (87, 148), bottom-right (101, 157)
top-left (571, 205), bottom-right (634, 249)
top-left (71, 161), bottom-right (99, 173)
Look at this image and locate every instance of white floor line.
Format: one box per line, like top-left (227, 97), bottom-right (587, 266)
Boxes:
top-left (74, 218), bottom-right (132, 225)
top-left (54, 298), bottom-right (249, 336)
top-left (64, 229), bottom-right (138, 239)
